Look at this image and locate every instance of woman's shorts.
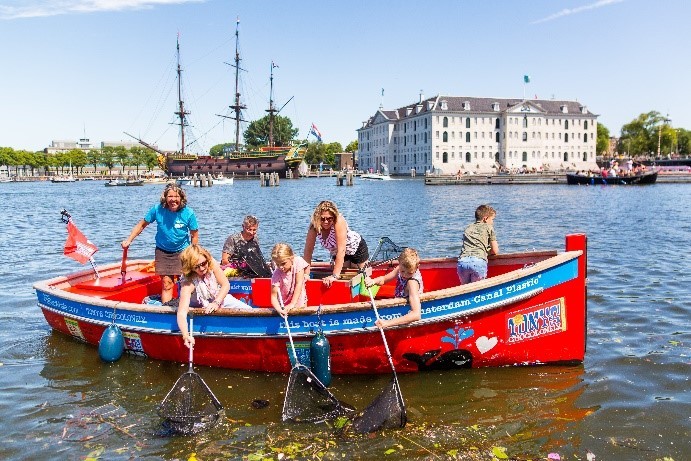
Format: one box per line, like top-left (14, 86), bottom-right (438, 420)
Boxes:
top-left (344, 238), bottom-right (369, 265)
top-left (155, 247), bottom-right (183, 276)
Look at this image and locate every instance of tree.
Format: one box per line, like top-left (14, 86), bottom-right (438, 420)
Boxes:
top-left (244, 115), bottom-right (299, 148)
top-left (618, 111), bottom-right (675, 158)
top-left (86, 149), bottom-right (101, 175)
top-left (101, 146), bottom-right (116, 176)
top-left (677, 128), bottom-right (690, 155)
top-left (130, 146), bottom-right (146, 175)
top-left (345, 140), bottom-right (358, 153)
top-left (209, 143), bottom-right (236, 157)
top-left (114, 146), bottom-right (129, 174)
top-left (596, 123), bottom-right (610, 156)
top-left (143, 150), bottom-right (159, 172)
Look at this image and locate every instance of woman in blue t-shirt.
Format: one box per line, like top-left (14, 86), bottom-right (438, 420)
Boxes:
top-left (122, 183), bottom-right (199, 304)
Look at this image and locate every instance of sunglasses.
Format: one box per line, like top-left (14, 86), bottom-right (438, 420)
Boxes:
top-left (320, 216), bottom-right (335, 222)
top-left (194, 260), bottom-right (208, 270)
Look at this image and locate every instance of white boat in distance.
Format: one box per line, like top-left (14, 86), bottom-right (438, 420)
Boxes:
top-left (361, 163), bottom-right (393, 180)
top-left (175, 177), bottom-right (192, 186)
top-left (212, 174), bottom-right (234, 185)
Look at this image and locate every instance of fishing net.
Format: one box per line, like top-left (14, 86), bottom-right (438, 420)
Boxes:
top-left (349, 285), bottom-right (408, 434)
top-left (369, 237), bottom-right (406, 267)
top-left (351, 376), bottom-right (407, 433)
top-left (229, 239), bottom-right (272, 278)
top-left (157, 318), bottom-right (223, 436)
top-left (282, 364), bottom-right (355, 423)
top-left (157, 369), bottom-right (224, 435)
top-left (280, 310), bottom-right (354, 424)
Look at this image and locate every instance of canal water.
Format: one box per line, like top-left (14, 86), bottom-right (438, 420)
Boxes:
top-left (1, 178), bottom-right (688, 460)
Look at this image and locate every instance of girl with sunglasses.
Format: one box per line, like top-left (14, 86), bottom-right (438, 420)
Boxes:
top-left (176, 244), bottom-right (251, 348)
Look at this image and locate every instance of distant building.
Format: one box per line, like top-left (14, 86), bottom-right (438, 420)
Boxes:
top-left (334, 152), bottom-right (357, 170)
top-left (44, 138), bottom-right (159, 155)
top-left (357, 94), bottom-right (599, 174)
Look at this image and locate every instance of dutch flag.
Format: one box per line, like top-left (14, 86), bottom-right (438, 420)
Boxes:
top-left (309, 123), bottom-right (322, 142)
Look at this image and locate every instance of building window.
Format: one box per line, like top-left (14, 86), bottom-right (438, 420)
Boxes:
top-left (495, 118), bottom-right (500, 129)
top-left (565, 133), bottom-right (569, 142)
top-left (443, 152), bottom-right (448, 163)
top-left (584, 133), bottom-right (588, 142)
top-left (465, 132), bottom-right (470, 143)
top-left (522, 132), bottom-right (527, 142)
top-left (443, 117), bottom-right (448, 128)
top-left (443, 132), bottom-right (448, 142)
top-left (522, 152), bottom-right (528, 162)
top-left (495, 132), bottom-right (500, 143)
top-left (584, 120), bottom-right (588, 130)
top-left (523, 117), bottom-right (528, 128)
top-left (565, 120), bottom-right (569, 129)
top-left (563, 152), bottom-right (568, 161)
top-left (583, 152), bottom-right (588, 161)
top-left (466, 118), bottom-right (471, 128)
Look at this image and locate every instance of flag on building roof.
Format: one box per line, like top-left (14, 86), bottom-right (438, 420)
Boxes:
top-left (524, 75), bottom-right (531, 83)
top-left (64, 220), bottom-right (98, 264)
top-left (309, 123), bottom-right (322, 142)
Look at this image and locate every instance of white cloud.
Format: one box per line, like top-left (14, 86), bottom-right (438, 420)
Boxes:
top-left (0, 0), bottom-right (205, 20)
top-left (531, 0), bottom-right (625, 25)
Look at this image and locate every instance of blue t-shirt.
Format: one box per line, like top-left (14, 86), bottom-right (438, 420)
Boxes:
top-left (144, 204), bottom-right (199, 253)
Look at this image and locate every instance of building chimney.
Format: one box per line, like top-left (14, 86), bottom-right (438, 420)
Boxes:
top-left (419, 90), bottom-right (424, 103)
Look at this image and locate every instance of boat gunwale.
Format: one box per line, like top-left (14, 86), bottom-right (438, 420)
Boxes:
top-left (34, 250), bottom-right (581, 318)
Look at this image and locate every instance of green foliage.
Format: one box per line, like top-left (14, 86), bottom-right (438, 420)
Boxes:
top-left (345, 140), bottom-right (358, 153)
top-left (619, 111), bottom-right (674, 157)
top-left (209, 143), bottom-right (237, 157)
top-left (596, 123), bottom-right (610, 156)
top-left (244, 115), bottom-right (299, 147)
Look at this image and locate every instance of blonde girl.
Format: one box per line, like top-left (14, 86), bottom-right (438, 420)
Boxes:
top-left (270, 243), bottom-right (309, 316)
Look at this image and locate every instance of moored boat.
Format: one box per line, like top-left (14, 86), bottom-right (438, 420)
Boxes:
top-left (212, 174), bottom-right (234, 185)
top-left (51, 175), bottom-right (77, 183)
top-left (361, 163), bottom-right (393, 180)
top-left (34, 234), bottom-right (587, 374)
top-left (566, 170), bottom-right (658, 185)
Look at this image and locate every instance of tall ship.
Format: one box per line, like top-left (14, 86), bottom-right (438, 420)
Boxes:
top-left (127, 21), bottom-right (306, 178)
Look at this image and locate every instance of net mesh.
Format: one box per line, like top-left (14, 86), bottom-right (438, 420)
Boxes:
top-left (369, 237), bottom-right (406, 267)
top-left (282, 364), bottom-right (354, 423)
top-left (157, 371), bottom-right (224, 435)
top-left (230, 239), bottom-right (272, 278)
top-left (351, 376), bottom-right (407, 433)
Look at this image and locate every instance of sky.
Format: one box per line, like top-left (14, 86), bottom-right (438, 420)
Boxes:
top-left (1, 0), bottom-right (690, 153)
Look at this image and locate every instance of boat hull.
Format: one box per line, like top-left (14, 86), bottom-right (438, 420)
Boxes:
top-left (566, 171), bottom-right (658, 185)
top-left (35, 235), bottom-right (587, 374)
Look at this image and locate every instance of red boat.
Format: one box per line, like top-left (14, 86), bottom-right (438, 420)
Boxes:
top-left (34, 234), bottom-right (587, 374)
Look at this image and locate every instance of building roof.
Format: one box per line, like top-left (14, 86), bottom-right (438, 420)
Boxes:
top-left (360, 95), bottom-right (597, 130)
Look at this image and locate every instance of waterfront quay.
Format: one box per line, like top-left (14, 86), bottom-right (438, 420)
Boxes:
top-left (424, 172), bottom-right (691, 185)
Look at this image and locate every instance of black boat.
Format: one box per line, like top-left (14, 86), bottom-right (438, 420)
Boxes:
top-left (566, 170), bottom-right (658, 185)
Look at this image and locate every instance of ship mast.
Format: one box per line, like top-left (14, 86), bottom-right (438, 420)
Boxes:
top-left (174, 34), bottom-right (190, 155)
top-left (229, 19), bottom-right (246, 153)
top-left (266, 62), bottom-right (278, 147)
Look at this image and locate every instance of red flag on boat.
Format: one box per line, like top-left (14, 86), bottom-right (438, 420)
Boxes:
top-left (64, 221), bottom-right (98, 264)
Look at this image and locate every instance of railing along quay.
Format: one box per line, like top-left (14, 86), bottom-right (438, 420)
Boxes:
top-left (425, 173), bottom-right (565, 185)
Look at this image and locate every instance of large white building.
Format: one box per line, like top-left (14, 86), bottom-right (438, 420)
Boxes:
top-left (357, 94), bottom-right (599, 175)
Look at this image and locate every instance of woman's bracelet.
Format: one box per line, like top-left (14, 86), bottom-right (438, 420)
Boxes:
top-left (331, 273), bottom-right (340, 279)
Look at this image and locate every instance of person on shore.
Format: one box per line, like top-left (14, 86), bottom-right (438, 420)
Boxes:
top-left (270, 243), bottom-right (309, 316)
top-left (176, 244), bottom-right (251, 349)
top-left (303, 200), bottom-right (369, 287)
top-left (366, 247), bottom-right (424, 328)
top-left (220, 215), bottom-right (271, 278)
top-left (457, 205), bottom-right (499, 284)
top-left (122, 183), bottom-right (198, 304)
